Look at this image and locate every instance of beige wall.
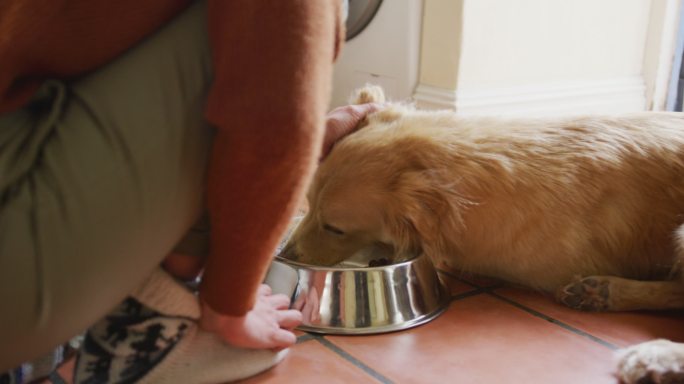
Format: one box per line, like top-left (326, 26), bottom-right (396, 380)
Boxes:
top-left (458, 0), bottom-right (650, 89)
top-left (419, 0), bottom-right (464, 89)
top-left (417, 0), bottom-right (660, 115)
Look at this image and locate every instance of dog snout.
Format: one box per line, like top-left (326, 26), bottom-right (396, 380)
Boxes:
top-left (278, 242), bottom-right (300, 261)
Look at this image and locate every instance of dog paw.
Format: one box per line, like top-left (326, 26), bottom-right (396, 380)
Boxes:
top-left (556, 276), bottom-right (611, 311)
top-left (616, 339), bottom-right (684, 384)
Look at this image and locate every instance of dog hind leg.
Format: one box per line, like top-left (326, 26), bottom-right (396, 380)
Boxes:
top-left (555, 275), bottom-right (684, 311)
top-left (611, 225), bottom-right (684, 383)
top-left (557, 224), bottom-right (684, 312)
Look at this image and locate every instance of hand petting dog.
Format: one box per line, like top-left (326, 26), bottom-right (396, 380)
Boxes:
top-left (321, 102), bottom-right (383, 159)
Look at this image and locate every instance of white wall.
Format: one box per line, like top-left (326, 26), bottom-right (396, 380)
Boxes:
top-left (458, 0), bottom-right (649, 88)
top-left (418, 0), bottom-right (463, 89)
top-left (415, 0), bottom-right (672, 116)
top-left (330, 0), bottom-right (423, 107)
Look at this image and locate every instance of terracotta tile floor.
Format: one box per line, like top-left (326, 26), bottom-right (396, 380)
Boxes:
top-left (43, 271), bottom-right (684, 384)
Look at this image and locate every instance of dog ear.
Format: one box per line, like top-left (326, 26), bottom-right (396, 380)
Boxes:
top-left (387, 170), bottom-right (472, 259)
top-left (350, 84), bottom-right (386, 104)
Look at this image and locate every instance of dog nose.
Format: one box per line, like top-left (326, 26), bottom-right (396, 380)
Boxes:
top-left (278, 242), bottom-right (299, 261)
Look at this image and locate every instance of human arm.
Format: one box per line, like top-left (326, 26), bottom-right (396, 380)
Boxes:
top-left (198, 100), bottom-right (382, 348)
top-left (198, 0), bottom-right (343, 347)
top-left (199, 101), bottom-right (384, 349)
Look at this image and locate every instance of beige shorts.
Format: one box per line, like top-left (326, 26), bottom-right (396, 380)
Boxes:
top-left (0, 1), bottom-right (213, 370)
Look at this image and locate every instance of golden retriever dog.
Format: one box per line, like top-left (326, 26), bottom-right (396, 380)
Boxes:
top-left (281, 85), bottom-right (684, 383)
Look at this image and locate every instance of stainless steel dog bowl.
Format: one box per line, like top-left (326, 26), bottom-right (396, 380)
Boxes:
top-left (264, 254), bottom-right (450, 335)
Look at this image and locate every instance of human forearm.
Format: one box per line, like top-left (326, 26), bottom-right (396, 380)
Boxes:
top-left (200, 0), bottom-right (341, 316)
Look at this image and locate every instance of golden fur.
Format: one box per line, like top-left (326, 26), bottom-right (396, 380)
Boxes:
top-left (286, 86), bottom-right (684, 293)
top-left (282, 85), bottom-right (684, 382)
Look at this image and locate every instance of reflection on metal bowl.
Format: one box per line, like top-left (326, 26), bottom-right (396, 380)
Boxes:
top-left (264, 254), bottom-right (449, 335)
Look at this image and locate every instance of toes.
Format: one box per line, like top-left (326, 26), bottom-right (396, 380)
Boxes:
top-left (564, 278), bottom-right (586, 295)
top-left (557, 276), bottom-right (611, 311)
top-left (559, 287), bottom-right (584, 308)
top-left (583, 277), bottom-right (600, 288)
top-left (623, 363), bottom-right (684, 384)
top-left (616, 340), bottom-right (684, 384)
top-left (659, 370), bottom-right (684, 384)
top-left (635, 373), bottom-right (657, 384)
top-left (633, 371), bottom-right (684, 384)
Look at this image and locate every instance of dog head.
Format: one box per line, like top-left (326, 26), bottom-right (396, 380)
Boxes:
top-left (281, 86), bottom-right (466, 266)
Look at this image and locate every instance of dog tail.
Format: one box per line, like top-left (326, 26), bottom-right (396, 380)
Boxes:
top-left (350, 84), bottom-right (386, 104)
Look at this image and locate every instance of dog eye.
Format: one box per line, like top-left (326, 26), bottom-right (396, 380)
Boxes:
top-left (323, 223), bottom-right (345, 236)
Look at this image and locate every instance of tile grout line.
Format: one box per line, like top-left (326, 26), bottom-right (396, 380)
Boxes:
top-left (296, 285), bottom-right (480, 383)
top-left (487, 291), bottom-right (619, 351)
top-left (296, 333), bottom-right (316, 344)
top-left (314, 336), bottom-right (395, 384)
top-left (438, 269), bottom-right (619, 350)
top-left (450, 287), bottom-right (489, 302)
top-left (302, 269), bottom-right (616, 380)
top-left (437, 269), bottom-right (507, 291)
top-left (438, 269), bottom-right (503, 302)
top-left (437, 269), bottom-right (480, 288)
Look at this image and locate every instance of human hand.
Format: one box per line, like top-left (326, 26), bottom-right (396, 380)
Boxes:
top-left (321, 103), bottom-right (383, 159)
top-left (292, 286), bottom-right (320, 323)
top-left (199, 284), bottom-right (302, 349)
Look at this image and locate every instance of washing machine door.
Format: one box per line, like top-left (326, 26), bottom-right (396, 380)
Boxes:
top-left (344, 0), bottom-right (383, 41)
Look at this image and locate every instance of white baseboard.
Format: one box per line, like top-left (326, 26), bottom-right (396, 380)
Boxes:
top-left (413, 76), bottom-right (646, 116)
